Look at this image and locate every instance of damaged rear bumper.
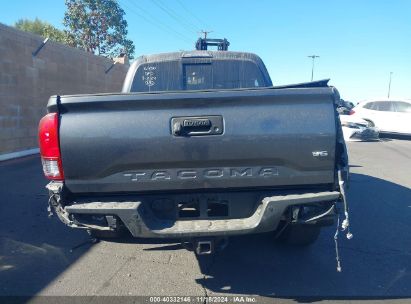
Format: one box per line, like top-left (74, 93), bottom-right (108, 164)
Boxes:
top-left (47, 182), bottom-right (340, 238)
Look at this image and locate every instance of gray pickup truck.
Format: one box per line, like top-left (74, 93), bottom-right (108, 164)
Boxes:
top-left (39, 49), bottom-right (350, 254)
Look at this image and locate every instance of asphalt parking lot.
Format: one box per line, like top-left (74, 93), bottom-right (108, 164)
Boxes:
top-left (0, 139), bottom-right (410, 303)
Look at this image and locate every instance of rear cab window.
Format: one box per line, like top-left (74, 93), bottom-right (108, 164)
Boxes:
top-left (129, 52), bottom-right (271, 92)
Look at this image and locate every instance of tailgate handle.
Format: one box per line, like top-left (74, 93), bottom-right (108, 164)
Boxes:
top-left (172, 116), bottom-right (223, 136)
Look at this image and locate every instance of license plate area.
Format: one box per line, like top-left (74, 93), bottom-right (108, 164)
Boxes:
top-left (148, 192), bottom-right (260, 221)
top-left (178, 200), bottom-right (229, 218)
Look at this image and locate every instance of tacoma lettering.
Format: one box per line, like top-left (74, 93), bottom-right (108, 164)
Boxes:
top-left (124, 167), bottom-right (279, 182)
top-left (230, 168), bottom-right (252, 177)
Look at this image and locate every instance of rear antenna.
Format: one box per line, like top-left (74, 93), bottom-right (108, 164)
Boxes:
top-left (199, 30), bottom-right (213, 39)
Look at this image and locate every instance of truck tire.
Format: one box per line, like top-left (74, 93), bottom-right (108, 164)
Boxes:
top-left (276, 224), bottom-right (321, 246)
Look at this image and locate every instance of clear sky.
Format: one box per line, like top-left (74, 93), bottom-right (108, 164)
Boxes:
top-left (1, 0), bottom-right (410, 101)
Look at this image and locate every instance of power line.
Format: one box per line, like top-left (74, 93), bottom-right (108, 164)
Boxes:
top-left (151, 0), bottom-right (200, 34)
top-left (122, 0), bottom-right (192, 42)
top-left (120, 0), bottom-right (192, 44)
top-left (176, 0), bottom-right (208, 29)
top-left (175, 0), bottom-right (227, 39)
top-left (152, 0), bottom-right (200, 32)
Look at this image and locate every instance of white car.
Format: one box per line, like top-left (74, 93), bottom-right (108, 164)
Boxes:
top-left (350, 99), bottom-right (411, 135)
top-left (340, 115), bottom-right (379, 141)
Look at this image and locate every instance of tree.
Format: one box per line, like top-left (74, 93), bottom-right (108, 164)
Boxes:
top-left (14, 18), bottom-right (69, 44)
top-left (63, 0), bottom-right (135, 59)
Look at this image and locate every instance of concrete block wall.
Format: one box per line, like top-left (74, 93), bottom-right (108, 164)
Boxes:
top-left (0, 23), bottom-right (129, 156)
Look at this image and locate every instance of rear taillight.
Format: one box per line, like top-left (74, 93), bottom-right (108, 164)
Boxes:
top-left (349, 109), bottom-right (355, 115)
top-left (38, 113), bottom-right (64, 180)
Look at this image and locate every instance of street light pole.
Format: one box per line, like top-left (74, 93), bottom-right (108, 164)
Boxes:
top-left (308, 55), bottom-right (320, 81)
top-left (388, 72), bottom-right (393, 99)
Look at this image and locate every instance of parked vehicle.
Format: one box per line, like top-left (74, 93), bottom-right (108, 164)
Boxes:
top-left (39, 46), bottom-right (351, 254)
top-left (350, 99), bottom-right (411, 135)
top-left (340, 115), bottom-right (379, 141)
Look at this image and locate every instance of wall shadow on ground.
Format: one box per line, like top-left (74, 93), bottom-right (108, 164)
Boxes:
top-left (0, 156), bottom-right (92, 296)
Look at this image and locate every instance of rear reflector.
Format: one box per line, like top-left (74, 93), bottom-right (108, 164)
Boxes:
top-left (38, 113), bottom-right (64, 180)
top-left (41, 158), bottom-right (61, 178)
